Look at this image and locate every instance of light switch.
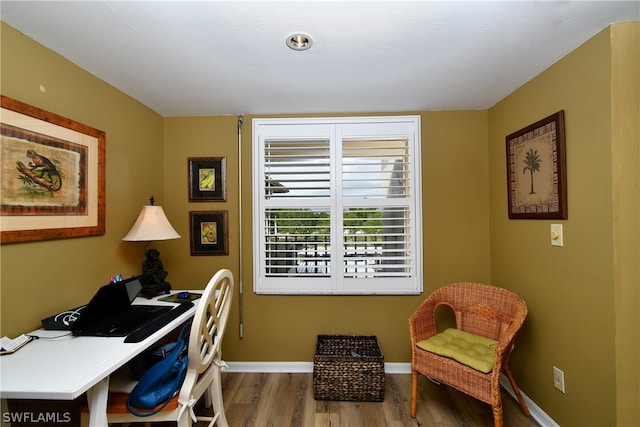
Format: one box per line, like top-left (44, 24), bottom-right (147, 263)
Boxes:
top-left (551, 224), bottom-right (563, 247)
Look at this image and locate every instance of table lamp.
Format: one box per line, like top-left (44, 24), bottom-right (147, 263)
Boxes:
top-left (123, 196), bottom-right (180, 298)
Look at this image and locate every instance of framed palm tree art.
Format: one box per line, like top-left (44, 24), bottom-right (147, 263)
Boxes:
top-left (506, 111), bottom-right (567, 219)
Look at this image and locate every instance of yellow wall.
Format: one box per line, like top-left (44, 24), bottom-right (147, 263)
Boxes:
top-left (0, 23), bottom-right (164, 335)
top-left (162, 111), bottom-right (491, 362)
top-left (1, 23), bottom-right (492, 363)
top-left (2, 19), bottom-right (638, 426)
top-left (488, 24), bottom-right (639, 426)
top-left (610, 23), bottom-right (640, 427)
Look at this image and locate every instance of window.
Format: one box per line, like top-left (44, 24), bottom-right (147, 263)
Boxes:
top-left (253, 116), bottom-right (422, 295)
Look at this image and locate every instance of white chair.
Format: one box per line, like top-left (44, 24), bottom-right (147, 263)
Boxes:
top-left (81, 268), bottom-right (234, 426)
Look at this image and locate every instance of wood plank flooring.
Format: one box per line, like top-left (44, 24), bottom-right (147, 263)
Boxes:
top-left (195, 372), bottom-right (540, 427)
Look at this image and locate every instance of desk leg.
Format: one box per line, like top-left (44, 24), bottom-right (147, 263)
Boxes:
top-left (85, 377), bottom-right (109, 427)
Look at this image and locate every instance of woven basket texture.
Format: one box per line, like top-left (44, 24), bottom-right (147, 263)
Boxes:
top-left (313, 335), bottom-right (385, 402)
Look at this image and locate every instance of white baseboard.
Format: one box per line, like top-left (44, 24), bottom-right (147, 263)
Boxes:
top-left (500, 376), bottom-right (560, 427)
top-left (224, 361), bottom-right (411, 374)
top-left (225, 361), bottom-right (314, 373)
top-left (224, 361), bottom-right (558, 427)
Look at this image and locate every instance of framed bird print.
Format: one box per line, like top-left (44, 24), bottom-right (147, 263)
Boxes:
top-left (0, 95), bottom-right (106, 243)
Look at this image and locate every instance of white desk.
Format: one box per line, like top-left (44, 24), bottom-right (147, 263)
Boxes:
top-left (0, 292), bottom-right (197, 426)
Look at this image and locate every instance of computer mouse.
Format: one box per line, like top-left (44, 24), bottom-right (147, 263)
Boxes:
top-left (177, 292), bottom-right (191, 300)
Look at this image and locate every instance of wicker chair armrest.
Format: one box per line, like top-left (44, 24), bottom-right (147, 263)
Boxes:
top-left (491, 319), bottom-right (523, 373)
top-left (495, 307), bottom-right (526, 349)
top-left (408, 298), bottom-right (442, 345)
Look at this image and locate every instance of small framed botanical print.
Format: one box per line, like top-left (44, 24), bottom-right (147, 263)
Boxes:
top-left (188, 157), bottom-right (226, 202)
top-left (189, 210), bottom-right (229, 256)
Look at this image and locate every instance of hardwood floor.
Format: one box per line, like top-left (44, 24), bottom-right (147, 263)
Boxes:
top-left (202, 372), bottom-right (539, 427)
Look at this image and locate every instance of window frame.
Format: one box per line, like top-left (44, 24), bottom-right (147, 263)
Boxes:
top-left (252, 116), bottom-right (422, 295)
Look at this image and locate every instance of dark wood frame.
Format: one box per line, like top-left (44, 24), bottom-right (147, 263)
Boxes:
top-left (506, 110), bottom-right (567, 219)
top-left (0, 96), bottom-right (106, 243)
top-left (188, 157), bottom-right (226, 202)
top-left (189, 210), bottom-right (229, 256)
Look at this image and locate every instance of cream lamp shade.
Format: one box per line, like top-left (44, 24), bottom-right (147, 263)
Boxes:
top-left (122, 205), bottom-right (180, 242)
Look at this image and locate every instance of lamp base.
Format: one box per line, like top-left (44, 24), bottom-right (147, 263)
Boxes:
top-left (141, 248), bottom-right (172, 299)
top-left (138, 281), bottom-right (171, 299)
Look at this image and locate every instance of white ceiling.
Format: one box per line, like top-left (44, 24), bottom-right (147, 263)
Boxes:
top-left (1, 1), bottom-right (638, 117)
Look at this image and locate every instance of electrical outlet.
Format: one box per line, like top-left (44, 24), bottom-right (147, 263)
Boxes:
top-left (553, 366), bottom-right (566, 393)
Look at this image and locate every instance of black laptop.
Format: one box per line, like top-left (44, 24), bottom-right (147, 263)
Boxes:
top-left (70, 274), bottom-right (172, 337)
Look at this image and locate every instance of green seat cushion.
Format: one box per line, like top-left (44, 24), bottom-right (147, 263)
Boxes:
top-left (416, 328), bottom-right (497, 373)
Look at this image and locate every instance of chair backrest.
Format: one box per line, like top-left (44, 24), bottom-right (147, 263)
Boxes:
top-left (179, 269), bottom-right (234, 400)
top-left (428, 282), bottom-right (527, 343)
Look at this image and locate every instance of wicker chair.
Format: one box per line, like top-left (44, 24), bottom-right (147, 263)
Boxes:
top-left (408, 282), bottom-right (530, 427)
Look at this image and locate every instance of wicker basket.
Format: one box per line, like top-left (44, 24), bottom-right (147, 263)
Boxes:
top-left (313, 335), bottom-right (385, 402)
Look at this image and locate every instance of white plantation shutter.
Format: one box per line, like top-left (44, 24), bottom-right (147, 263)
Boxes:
top-left (253, 117), bottom-right (422, 295)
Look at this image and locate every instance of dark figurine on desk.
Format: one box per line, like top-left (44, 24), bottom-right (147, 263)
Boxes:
top-left (140, 248), bottom-right (172, 298)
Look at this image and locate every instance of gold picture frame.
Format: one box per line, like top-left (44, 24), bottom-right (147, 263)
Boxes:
top-left (1, 96), bottom-right (106, 243)
top-left (506, 110), bottom-right (567, 219)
